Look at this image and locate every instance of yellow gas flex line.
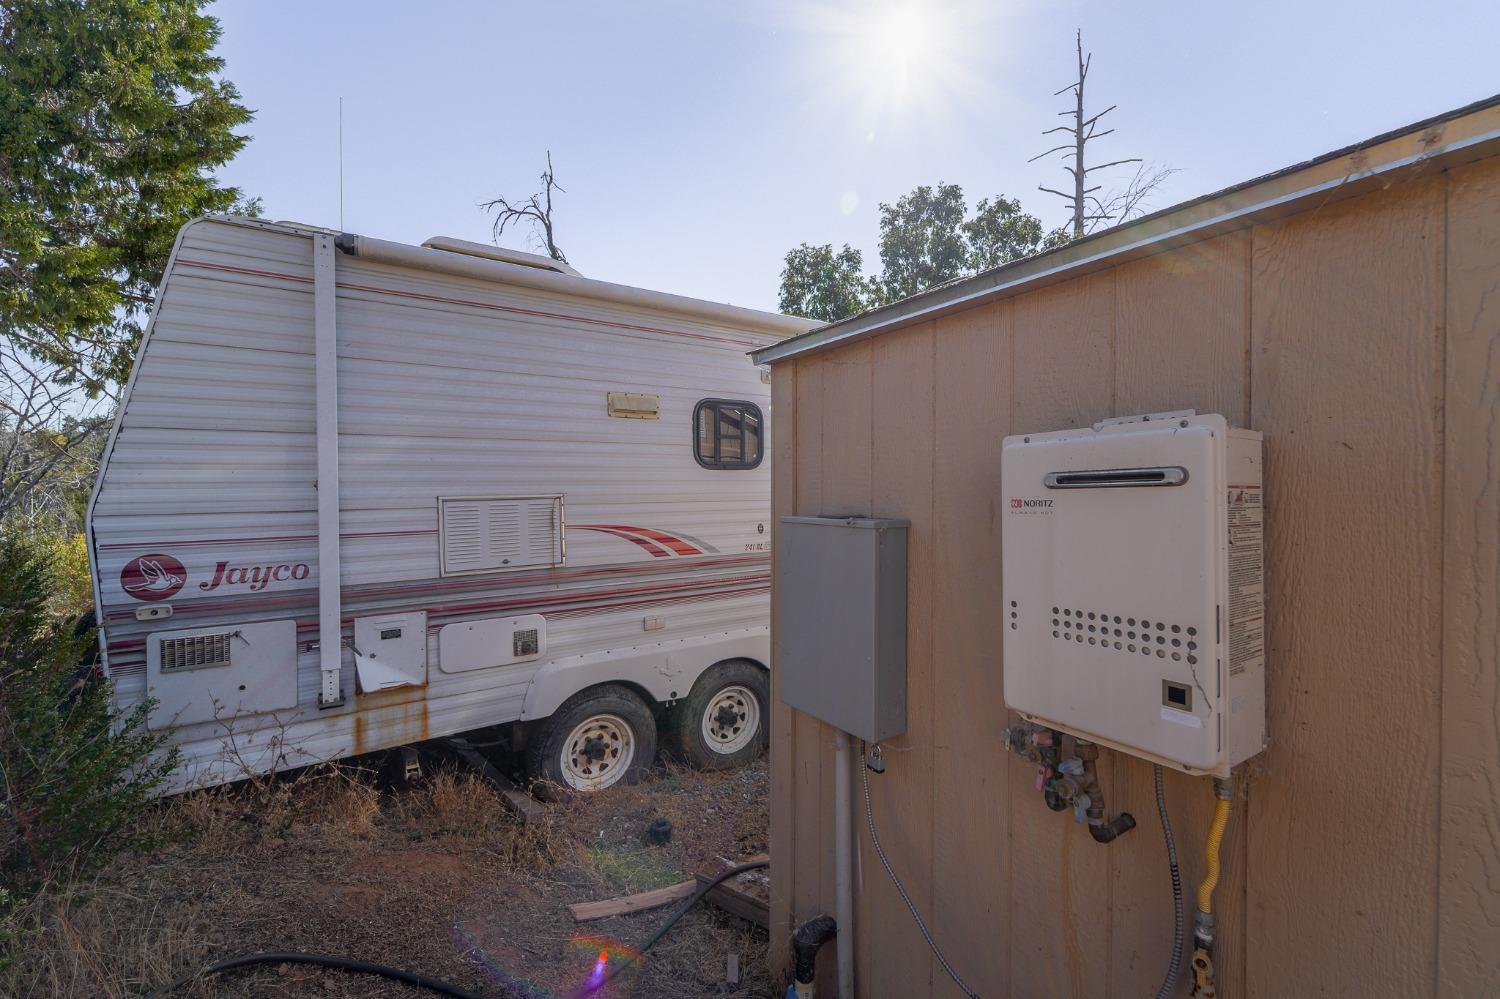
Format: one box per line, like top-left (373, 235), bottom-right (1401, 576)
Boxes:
top-left (1197, 795), bottom-right (1231, 914)
top-left (1191, 778), bottom-right (1234, 998)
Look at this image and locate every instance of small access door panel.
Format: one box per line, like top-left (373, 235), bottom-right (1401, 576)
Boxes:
top-left (353, 611), bottom-right (429, 692)
top-left (146, 620), bottom-right (299, 729)
top-left (1000, 412), bottom-right (1265, 776)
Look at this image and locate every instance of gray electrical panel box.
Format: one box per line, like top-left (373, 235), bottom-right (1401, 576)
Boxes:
top-left (776, 516), bottom-right (909, 743)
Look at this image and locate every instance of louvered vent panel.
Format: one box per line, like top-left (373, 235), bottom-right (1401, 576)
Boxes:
top-left (440, 503), bottom-right (485, 572)
top-left (440, 496), bottom-right (563, 575)
top-left (525, 500), bottom-right (556, 563)
top-left (160, 632), bottom-right (233, 673)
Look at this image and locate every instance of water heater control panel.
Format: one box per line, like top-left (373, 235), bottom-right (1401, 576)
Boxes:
top-left (1000, 412), bottom-right (1265, 776)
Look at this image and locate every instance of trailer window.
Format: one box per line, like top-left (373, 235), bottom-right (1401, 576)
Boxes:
top-left (694, 399), bottom-right (762, 469)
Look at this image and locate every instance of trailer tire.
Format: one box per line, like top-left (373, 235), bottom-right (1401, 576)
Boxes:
top-left (672, 660), bottom-right (769, 771)
top-left (526, 685), bottom-right (657, 800)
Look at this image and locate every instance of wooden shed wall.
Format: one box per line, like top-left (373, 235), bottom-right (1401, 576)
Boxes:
top-left (768, 154), bottom-right (1500, 997)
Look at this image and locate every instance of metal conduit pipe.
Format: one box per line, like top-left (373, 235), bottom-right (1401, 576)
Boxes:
top-left (832, 731), bottom-right (855, 999)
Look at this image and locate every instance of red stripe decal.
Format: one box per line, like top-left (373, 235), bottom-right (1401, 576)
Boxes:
top-left (583, 524), bottom-right (702, 556)
top-left (104, 582), bottom-right (771, 676)
top-left (101, 553), bottom-right (771, 622)
top-left (567, 526), bottom-right (672, 557)
top-left (173, 259), bottom-right (763, 347)
top-left (104, 574), bottom-right (769, 656)
top-left (97, 528), bottom-right (438, 551)
top-left (103, 570), bottom-right (770, 640)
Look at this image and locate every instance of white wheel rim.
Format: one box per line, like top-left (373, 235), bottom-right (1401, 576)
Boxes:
top-left (700, 684), bottom-right (760, 755)
top-left (560, 713), bottom-right (635, 791)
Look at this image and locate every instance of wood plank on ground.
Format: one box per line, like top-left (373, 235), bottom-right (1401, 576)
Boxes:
top-left (568, 881), bottom-right (698, 922)
top-left (694, 873), bottom-right (770, 928)
top-left (446, 738), bottom-right (544, 823)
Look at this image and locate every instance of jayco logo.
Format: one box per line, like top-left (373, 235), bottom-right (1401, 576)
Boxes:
top-left (199, 560), bottom-right (311, 592)
top-left (121, 553), bottom-right (188, 601)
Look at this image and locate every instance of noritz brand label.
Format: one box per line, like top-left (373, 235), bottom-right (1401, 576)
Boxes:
top-left (1009, 496), bottom-right (1054, 515)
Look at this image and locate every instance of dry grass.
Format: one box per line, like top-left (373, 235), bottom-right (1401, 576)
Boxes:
top-left (0, 755), bottom-right (772, 998)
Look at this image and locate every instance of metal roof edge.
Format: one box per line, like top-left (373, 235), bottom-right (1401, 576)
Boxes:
top-left (195, 216), bottom-right (817, 341)
top-left (753, 94), bottom-right (1500, 365)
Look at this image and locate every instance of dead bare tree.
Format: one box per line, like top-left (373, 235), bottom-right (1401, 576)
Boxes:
top-left (1030, 31), bottom-right (1173, 237)
top-left (0, 345), bottom-right (111, 531)
top-left (480, 151), bottom-right (569, 264)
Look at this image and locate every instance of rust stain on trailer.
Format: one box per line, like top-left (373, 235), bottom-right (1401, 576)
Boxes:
top-left (352, 689), bottom-right (430, 756)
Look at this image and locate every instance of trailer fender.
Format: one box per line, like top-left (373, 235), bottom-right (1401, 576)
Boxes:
top-left (519, 627), bottom-right (769, 722)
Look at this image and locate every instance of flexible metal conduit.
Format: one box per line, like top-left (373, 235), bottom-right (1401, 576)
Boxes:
top-left (860, 741), bottom-right (982, 999)
top-left (1152, 765), bottom-right (1185, 999)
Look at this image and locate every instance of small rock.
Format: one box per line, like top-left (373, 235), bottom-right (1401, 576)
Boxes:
top-left (645, 817), bottom-right (673, 845)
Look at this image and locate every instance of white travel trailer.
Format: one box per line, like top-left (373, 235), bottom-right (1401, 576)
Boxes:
top-left (87, 216), bottom-right (814, 795)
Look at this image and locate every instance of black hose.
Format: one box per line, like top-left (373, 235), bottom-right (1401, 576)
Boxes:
top-left (146, 859), bottom-right (770, 999)
top-left (572, 859), bottom-right (770, 997)
top-left (1152, 764), bottom-right (1186, 999)
top-left (143, 951), bottom-right (503, 998)
top-left (791, 914), bottom-right (838, 984)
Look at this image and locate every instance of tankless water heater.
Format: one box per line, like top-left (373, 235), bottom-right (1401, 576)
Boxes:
top-left (1000, 411), bottom-right (1265, 776)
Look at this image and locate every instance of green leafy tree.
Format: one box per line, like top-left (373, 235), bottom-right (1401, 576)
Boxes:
top-left (779, 185), bottom-right (1062, 316)
top-left (875, 182), bottom-right (970, 301)
top-left (0, 0), bottom-right (257, 392)
top-left (0, 533), bottom-right (176, 923)
top-left (777, 242), bottom-right (872, 324)
top-left (1040, 226), bottom-right (1076, 251)
top-left (964, 194), bottom-right (1047, 271)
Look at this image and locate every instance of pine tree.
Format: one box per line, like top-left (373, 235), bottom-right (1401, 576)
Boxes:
top-left (0, 533), bottom-right (176, 919)
top-left (0, 0), bottom-right (256, 391)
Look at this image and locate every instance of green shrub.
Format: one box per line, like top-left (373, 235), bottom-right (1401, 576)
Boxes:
top-left (28, 532), bottom-right (94, 620)
top-left (0, 532), bottom-right (177, 928)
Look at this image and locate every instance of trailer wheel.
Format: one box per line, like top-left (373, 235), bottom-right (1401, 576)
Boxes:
top-left (673, 660), bottom-right (769, 770)
top-left (526, 685), bottom-right (657, 799)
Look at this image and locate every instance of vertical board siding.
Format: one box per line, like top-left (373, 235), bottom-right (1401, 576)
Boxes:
top-left (816, 345), bottom-right (875, 994)
top-left (1439, 157), bottom-right (1500, 991)
top-left (865, 326), bottom-right (938, 994)
top-left (771, 160), bottom-right (1496, 999)
top-left (1109, 231), bottom-right (1253, 997)
top-left (1247, 180), bottom-right (1445, 996)
top-left (790, 355), bottom-right (830, 987)
top-left (931, 304), bottom-right (1014, 997)
top-left (1006, 270), bottom-right (1118, 999)
top-left (769, 362), bottom-right (798, 983)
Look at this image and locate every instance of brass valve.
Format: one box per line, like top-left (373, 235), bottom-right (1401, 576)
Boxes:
top-left (1189, 947), bottom-right (1217, 998)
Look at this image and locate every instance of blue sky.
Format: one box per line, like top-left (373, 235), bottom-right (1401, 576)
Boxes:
top-left (212, 0), bottom-right (1500, 313)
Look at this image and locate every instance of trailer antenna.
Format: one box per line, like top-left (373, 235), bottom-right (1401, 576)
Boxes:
top-left (338, 96), bottom-right (345, 230)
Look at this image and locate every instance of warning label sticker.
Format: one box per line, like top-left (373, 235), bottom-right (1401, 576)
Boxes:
top-left (1227, 485), bottom-right (1264, 677)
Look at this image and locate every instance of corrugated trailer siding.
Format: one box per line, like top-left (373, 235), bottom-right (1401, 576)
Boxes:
top-left (93, 217), bottom-right (783, 790)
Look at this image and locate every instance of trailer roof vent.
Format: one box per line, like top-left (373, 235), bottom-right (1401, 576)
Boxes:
top-left (420, 237), bottom-right (581, 277)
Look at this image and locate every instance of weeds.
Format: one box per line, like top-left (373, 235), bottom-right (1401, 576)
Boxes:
top-left (0, 533), bottom-right (176, 961)
top-left (1, 750), bottom-right (773, 998)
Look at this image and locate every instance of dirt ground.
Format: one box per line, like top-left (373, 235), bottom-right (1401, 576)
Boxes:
top-left (3, 751), bottom-right (774, 999)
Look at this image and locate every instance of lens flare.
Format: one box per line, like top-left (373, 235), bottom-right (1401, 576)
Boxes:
top-left (783, 0), bottom-right (1005, 134)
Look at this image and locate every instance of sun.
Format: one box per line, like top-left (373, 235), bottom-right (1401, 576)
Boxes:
top-left (864, 3), bottom-right (938, 96)
top-left (795, 0), bottom-right (995, 123)
top-left (874, 5), bottom-right (932, 60)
